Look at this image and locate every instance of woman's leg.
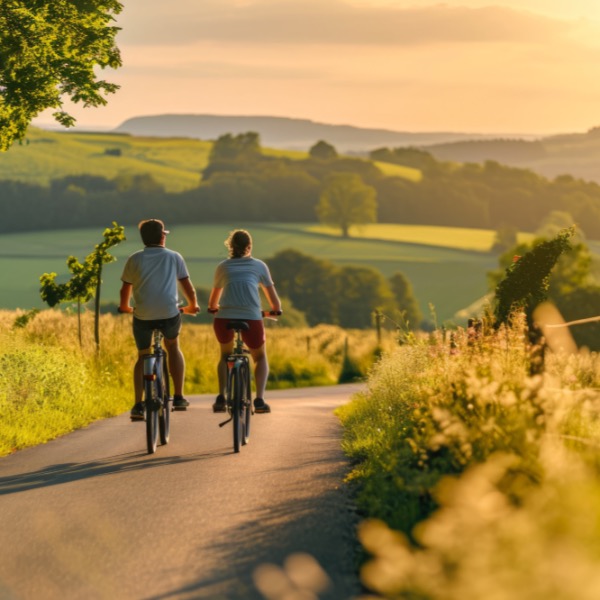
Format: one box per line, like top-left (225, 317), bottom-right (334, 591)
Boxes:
top-left (249, 344), bottom-right (268, 399)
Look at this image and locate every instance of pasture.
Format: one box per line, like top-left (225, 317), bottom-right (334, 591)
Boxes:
top-left (0, 127), bottom-right (418, 192)
top-left (0, 223), bottom-right (514, 323)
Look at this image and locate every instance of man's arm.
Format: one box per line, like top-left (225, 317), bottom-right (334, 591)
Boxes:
top-left (119, 282), bottom-right (134, 313)
top-left (179, 277), bottom-right (200, 314)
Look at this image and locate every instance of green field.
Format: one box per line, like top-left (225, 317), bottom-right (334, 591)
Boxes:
top-left (1, 127), bottom-right (211, 192)
top-left (0, 223), bottom-right (516, 323)
top-left (0, 127), bottom-right (419, 193)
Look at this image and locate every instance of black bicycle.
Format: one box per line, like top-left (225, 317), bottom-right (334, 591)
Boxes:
top-left (143, 328), bottom-right (171, 454)
top-left (213, 310), bottom-right (281, 453)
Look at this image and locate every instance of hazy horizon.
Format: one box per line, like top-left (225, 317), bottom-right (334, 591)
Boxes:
top-left (32, 0), bottom-right (600, 137)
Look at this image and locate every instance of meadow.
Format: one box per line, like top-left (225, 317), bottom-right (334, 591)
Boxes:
top-left (0, 127), bottom-right (417, 192)
top-left (0, 309), bottom-right (394, 457)
top-left (0, 223), bottom-right (523, 323)
top-left (338, 315), bottom-right (600, 599)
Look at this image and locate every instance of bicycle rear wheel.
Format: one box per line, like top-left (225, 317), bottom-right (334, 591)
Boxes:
top-left (159, 356), bottom-right (170, 445)
top-left (145, 378), bottom-right (159, 454)
top-left (242, 362), bottom-right (251, 445)
top-left (230, 367), bottom-right (243, 453)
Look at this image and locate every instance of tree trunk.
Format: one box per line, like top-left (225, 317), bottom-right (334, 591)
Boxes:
top-left (94, 264), bottom-right (102, 353)
top-left (77, 299), bottom-right (82, 348)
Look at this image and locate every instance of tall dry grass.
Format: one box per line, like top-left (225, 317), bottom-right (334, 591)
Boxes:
top-left (0, 309), bottom-right (394, 456)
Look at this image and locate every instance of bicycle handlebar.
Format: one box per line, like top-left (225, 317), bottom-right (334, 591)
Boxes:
top-left (118, 306), bottom-right (199, 315)
top-left (207, 308), bottom-right (282, 317)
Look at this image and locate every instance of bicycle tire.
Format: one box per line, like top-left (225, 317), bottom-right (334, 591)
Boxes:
top-left (230, 366), bottom-right (243, 453)
top-left (159, 355), bottom-right (170, 445)
top-left (145, 377), bottom-right (159, 454)
top-left (241, 361), bottom-right (251, 445)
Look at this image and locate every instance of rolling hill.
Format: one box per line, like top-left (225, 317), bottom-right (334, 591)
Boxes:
top-left (1, 126), bottom-right (418, 191)
top-left (113, 114), bottom-right (511, 154)
top-left (425, 126), bottom-right (600, 184)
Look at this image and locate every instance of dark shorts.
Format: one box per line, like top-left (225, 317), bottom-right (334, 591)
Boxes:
top-left (213, 318), bottom-right (265, 350)
top-left (133, 314), bottom-right (181, 350)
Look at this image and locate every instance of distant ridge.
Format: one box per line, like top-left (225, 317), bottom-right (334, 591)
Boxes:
top-left (114, 114), bottom-right (521, 153)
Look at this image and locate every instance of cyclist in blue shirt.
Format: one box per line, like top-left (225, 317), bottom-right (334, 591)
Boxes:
top-left (208, 229), bottom-right (282, 414)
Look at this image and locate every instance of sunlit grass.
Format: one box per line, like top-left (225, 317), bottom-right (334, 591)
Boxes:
top-left (4, 127), bottom-right (211, 192)
top-left (0, 309), bottom-right (394, 456)
top-left (306, 223), bottom-right (535, 251)
top-left (338, 317), bottom-right (600, 598)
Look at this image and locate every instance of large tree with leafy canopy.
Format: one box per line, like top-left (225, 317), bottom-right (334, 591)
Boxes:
top-left (0, 0), bottom-right (123, 151)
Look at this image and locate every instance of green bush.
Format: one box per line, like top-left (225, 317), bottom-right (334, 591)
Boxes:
top-left (339, 317), bottom-right (600, 598)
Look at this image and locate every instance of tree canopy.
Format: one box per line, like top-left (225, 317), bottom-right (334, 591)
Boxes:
top-left (316, 173), bottom-right (377, 237)
top-left (0, 0), bottom-right (123, 150)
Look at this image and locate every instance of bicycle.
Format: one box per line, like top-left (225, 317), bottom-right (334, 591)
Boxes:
top-left (119, 307), bottom-right (196, 454)
top-left (210, 309), bottom-right (281, 453)
top-left (142, 327), bottom-right (171, 454)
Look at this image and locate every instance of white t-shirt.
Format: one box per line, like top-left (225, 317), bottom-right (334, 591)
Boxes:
top-left (213, 256), bottom-right (274, 320)
top-left (121, 246), bottom-right (190, 320)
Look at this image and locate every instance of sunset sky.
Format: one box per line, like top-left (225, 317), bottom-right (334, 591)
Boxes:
top-left (34, 0), bottom-right (600, 136)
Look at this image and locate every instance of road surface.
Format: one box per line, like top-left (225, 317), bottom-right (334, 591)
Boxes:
top-left (0, 384), bottom-right (366, 600)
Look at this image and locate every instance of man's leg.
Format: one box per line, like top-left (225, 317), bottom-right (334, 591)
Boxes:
top-left (163, 336), bottom-right (185, 397)
top-left (131, 349), bottom-right (151, 420)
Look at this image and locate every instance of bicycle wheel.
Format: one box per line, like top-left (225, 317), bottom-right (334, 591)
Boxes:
top-left (230, 366), bottom-right (243, 453)
top-left (145, 377), bottom-right (159, 454)
top-left (159, 355), bottom-right (170, 445)
top-left (241, 361), bottom-right (251, 445)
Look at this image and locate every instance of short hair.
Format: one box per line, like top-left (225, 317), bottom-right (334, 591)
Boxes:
top-left (139, 219), bottom-right (169, 246)
top-left (225, 229), bottom-right (252, 258)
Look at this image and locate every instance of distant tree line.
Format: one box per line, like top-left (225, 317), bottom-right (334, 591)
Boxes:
top-left (2, 134), bottom-right (600, 237)
top-left (267, 248), bottom-right (423, 330)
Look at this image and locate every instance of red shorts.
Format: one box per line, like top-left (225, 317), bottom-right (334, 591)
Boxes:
top-left (213, 318), bottom-right (266, 349)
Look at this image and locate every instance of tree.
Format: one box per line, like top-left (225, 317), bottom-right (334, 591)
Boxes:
top-left (493, 227), bottom-right (574, 328)
top-left (208, 132), bottom-right (261, 162)
top-left (309, 140), bottom-right (338, 160)
top-left (0, 1), bottom-right (123, 150)
top-left (388, 272), bottom-right (422, 330)
top-left (40, 222), bottom-right (125, 350)
top-left (316, 173), bottom-right (377, 237)
top-left (336, 266), bottom-right (396, 329)
top-left (267, 248), bottom-right (340, 326)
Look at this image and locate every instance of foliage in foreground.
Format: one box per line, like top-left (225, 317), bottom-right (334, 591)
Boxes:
top-left (0, 309), bottom-right (393, 456)
top-left (338, 316), bottom-right (600, 599)
top-left (0, 1), bottom-right (122, 150)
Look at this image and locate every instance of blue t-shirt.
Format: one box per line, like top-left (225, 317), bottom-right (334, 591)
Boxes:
top-left (213, 257), bottom-right (274, 320)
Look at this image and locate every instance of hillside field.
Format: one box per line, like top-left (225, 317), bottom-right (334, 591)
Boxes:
top-left (0, 223), bottom-right (532, 323)
top-left (0, 127), bottom-right (418, 192)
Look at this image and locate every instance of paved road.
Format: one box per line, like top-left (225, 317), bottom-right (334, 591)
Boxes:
top-left (0, 385), bottom-right (366, 600)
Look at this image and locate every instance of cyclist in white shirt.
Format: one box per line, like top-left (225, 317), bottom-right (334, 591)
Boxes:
top-left (119, 219), bottom-right (200, 420)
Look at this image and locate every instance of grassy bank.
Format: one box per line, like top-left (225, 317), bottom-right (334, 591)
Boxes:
top-left (338, 316), bottom-right (600, 598)
top-left (0, 309), bottom-right (394, 457)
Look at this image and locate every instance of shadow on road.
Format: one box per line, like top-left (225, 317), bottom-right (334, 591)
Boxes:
top-left (146, 423), bottom-right (364, 600)
top-left (0, 449), bottom-right (229, 496)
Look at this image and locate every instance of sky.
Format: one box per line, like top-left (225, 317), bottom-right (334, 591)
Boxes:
top-left (33, 0), bottom-right (600, 136)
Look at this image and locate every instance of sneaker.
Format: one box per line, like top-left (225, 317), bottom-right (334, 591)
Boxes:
top-left (130, 402), bottom-right (145, 421)
top-left (212, 394), bottom-right (226, 413)
top-left (173, 395), bottom-right (190, 410)
top-left (254, 398), bottom-right (271, 414)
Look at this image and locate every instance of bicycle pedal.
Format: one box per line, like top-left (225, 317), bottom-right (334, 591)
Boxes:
top-left (172, 406), bottom-right (187, 412)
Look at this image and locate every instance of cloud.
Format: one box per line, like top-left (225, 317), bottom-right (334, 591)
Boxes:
top-left (117, 0), bottom-right (570, 47)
